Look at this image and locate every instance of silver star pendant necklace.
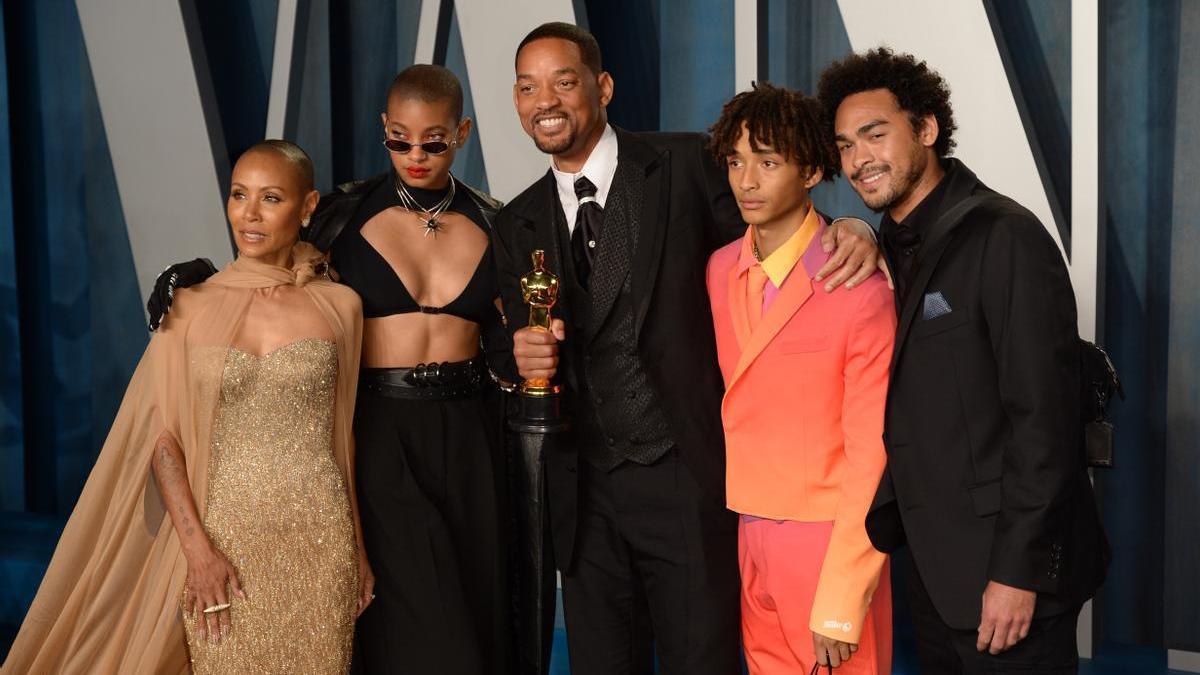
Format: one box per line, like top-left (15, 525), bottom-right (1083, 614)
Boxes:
top-left (394, 173), bottom-right (456, 238)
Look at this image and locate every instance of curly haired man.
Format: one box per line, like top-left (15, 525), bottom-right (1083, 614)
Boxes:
top-left (706, 82), bottom-right (895, 674)
top-left (820, 48), bottom-right (1109, 675)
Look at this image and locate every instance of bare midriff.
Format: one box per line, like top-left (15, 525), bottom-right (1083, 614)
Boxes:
top-left (361, 314), bottom-right (480, 367)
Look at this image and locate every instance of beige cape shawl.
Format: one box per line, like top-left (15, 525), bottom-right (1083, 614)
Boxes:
top-left (3, 244), bottom-right (363, 674)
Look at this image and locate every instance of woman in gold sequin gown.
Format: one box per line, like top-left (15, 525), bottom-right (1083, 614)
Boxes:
top-left (180, 337), bottom-right (361, 672)
top-left (174, 142), bottom-right (374, 673)
top-left (1, 141), bottom-right (373, 675)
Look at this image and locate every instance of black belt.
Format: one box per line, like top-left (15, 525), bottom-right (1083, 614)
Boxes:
top-left (359, 357), bottom-right (486, 400)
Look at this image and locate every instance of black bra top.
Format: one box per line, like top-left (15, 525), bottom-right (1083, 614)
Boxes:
top-left (329, 174), bottom-right (500, 325)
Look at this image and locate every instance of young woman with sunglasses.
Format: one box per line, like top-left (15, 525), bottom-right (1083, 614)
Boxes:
top-left (319, 64), bottom-right (513, 675)
top-left (146, 65), bottom-right (514, 675)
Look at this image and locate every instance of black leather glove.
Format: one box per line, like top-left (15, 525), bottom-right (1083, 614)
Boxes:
top-left (146, 258), bottom-right (218, 332)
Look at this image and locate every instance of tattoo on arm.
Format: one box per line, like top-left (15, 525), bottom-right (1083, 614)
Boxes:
top-left (152, 433), bottom-right (202, 543)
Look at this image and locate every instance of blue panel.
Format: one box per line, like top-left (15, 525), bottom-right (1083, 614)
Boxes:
top-left (0, 2), bottom-right (22, 511)
top-left (764, 0), bottom-right (879, 227)
top-left (584, 0), bottom-right (660, 132)
top-left (328, 0), bottom-right (422, 185)
top-left (250, 1), bottom-right (278, 75)
top-left (444, 4), bottom-right (488, 193)
top-left (987, 0), bottom-right (1072, 250)
top-left (1023, 1), bottom-right (1072, 124)
top-left (192, 0), bottom-right (277, 163)
top-left (764, 0), bottom-right (848, 94)
top-left (1097, 0), bottom-right (1179, 647)
top-left (657, 0), bottom-right (734, 132)
top-left (1163, 0), bottom-right (1200, 651)
top-left (2, 1), bottom-right (142, 516)
top-left (6, 0), bottom-right (94, 514)
top-left (0, 512), bottom-right (64, 645)
top-left (295, 0), bottom-right (334, 191)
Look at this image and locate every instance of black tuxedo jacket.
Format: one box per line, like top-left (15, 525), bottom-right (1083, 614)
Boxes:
top-left (492, 127), bottom-right (744, 567)
top-left (866, 159), bottom-right (1109, 629)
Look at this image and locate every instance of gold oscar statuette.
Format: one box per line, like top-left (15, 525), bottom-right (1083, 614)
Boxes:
top-left (519, 249), bottom-right (561, 397)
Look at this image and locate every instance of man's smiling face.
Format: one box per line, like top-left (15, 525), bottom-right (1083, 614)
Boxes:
top-left (834, 88), bottom-right (935, 216)
top-left (513, 37), bottom-right (612, 161)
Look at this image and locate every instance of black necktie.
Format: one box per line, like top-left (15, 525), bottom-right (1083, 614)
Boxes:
top-left (571, 176), bottom-right (603, 288)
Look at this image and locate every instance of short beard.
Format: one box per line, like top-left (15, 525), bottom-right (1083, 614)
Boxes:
top-left (532, 128), bottom-right (577, 156)
top-left (862, 145), bottom-right (928, 213)
top-left (861, 190), bottom-right (890, 214)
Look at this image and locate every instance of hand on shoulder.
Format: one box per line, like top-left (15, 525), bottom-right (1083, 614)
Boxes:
top-left (817, 218), bottom-right (892, 292)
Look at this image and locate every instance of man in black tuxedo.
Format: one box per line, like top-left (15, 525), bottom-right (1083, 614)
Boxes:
top-left (496, 23), bottom-right (881, 675)
top-left (818, 48), bottom-right (1109, 673)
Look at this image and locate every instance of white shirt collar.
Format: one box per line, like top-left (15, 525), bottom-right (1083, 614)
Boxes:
top-left (551, 124), bottom-right (618, 234)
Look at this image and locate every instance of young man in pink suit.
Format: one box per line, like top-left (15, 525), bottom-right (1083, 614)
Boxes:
top-left (706, 83), bottom-right (896, 674)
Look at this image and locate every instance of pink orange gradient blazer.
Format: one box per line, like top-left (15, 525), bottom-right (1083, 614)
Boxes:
top-left (706, 217), bottom-right (896, 642)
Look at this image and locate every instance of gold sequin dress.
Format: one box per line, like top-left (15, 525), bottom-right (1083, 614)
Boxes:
top-left (184, 338), bottom-right (358, 673)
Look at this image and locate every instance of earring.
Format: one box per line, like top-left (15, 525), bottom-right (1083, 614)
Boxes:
top-left (301, 217), bottom-right (311, 228)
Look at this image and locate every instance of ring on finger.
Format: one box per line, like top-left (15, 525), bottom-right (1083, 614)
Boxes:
top-left (203, 603), bottom-right (232, 614)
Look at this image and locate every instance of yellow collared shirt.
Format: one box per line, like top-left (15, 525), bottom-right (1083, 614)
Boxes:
top-left (757, 204), bottom-right (820, 289)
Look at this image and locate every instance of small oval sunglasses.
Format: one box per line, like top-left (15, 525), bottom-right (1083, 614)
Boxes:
top-left (382, 136), bottom-right (459, 155)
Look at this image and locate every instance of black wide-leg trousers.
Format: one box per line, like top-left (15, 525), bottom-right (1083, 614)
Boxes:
top-left (560, 450), bottom-right (742, 675)
top-left (351, 388), bottom-right (510, 675)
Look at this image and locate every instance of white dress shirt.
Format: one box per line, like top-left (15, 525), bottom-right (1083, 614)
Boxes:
top-left (551, 124), bottom-right (618, 235)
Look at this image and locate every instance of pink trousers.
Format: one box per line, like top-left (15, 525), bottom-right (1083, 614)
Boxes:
top-left (739, 517), bottom-right (892, 674)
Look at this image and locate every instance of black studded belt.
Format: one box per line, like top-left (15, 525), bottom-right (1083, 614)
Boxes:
top-left (359, 356), bottom-right (487, 400)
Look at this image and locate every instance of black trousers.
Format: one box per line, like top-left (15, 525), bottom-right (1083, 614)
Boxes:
top-left (904, 550), bottom-right (1081, 674)
top-left (351, 388), bottom-right (510, 674)
top-left (560, 450), bottom-right (741, 675)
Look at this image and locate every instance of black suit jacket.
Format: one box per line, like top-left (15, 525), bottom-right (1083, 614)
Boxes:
top-left (866, 159), bottom-right (1109, 629)
top-left (492, 127), bottom-right (744, 567)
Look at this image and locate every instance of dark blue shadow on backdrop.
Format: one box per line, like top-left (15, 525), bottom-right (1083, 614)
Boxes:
top-left (1096, 0), bottom-right (1179, 652)
top-left (582, 0), bottom-right (660, 132)
top-left (0, 0), bottom-right (143, 647)
top-left (0, 0), bottom-right (23, 514)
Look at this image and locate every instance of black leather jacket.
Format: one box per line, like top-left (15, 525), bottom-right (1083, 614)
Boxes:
top-left (303, 171), bottom-right (503, 252)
